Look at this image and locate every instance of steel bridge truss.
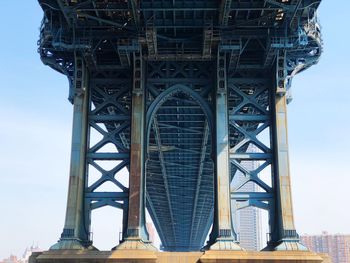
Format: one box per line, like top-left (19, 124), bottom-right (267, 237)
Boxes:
top-left (37, 0), bottom-right (323, 253)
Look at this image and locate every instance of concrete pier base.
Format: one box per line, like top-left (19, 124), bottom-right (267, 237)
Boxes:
top-left (200, 251), bottom-right (330, 263)
top-left (29, 250), bottom-right (158, 263)
top-left (30, 250), bottom-right (331, 263)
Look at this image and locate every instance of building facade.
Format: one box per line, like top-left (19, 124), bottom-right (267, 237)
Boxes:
top-left (146, 222), bottom-right (156, 244)
top-left (301, 232), bottom-right (350, 263)
top-left (0, 246), bottom-right (42, 263)
top-left (235, 197), bottom-right (262, 251)
top-left (0, 255), bottom-right (20, 263)
top-left (231, 145), bottom-right (262, 251)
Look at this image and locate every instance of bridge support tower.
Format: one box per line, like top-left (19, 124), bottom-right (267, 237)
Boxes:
top-left (34, 0), bottom-right (327, 261)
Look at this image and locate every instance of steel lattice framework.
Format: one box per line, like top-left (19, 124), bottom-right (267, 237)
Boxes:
top-left (37, 0), bottom-right (322, 252)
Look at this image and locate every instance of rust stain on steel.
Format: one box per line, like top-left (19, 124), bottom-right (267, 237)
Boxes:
top-left (127, 91), bottom-right (145, 232)
top-left (275, 95), bottom-right (296, 232)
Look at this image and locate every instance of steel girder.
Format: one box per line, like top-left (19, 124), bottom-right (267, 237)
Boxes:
top-left (38, 0), bottom-right (322, 76)
top-left (228, 69), bottom-right (307, 250)
top-left (85, 68), bottom-right (132, 244)
top-left (49, 56), bottom-right (132, 249)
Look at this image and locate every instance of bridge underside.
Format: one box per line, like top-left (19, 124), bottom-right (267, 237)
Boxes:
top-left (147, 83), bottom-right (214, 251)
top-left (38, 0), bottom-right (322, 252)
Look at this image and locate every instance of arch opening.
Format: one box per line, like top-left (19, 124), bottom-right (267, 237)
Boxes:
top-left (90, 206), bottom-right (124, 250)
top-left (145, 85), bottom-right (214, 251)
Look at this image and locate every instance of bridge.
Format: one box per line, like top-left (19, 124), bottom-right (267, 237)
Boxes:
top-left (37, 0), bottom-right (322, 255)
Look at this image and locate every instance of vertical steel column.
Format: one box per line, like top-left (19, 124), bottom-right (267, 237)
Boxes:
top-left (117, 51), bottom-right (155, 250)
top-left (268, 52), bottom-right (306, 250)
top-left (209, 51), bottom-right (242, 250)
top-left (51, 55), bottom-right (90, 250)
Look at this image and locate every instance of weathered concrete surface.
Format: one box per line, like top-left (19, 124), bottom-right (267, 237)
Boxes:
top-left (200, 251), bottom-right (327, 263)
top-left (157, 252), bottom-right (203, 263)
top-left (30, 250), bottom-right (331, 263)
top-left (317, 254), bottom-right (332, 263)
top-left (30, 250), bottom-right (158, 263)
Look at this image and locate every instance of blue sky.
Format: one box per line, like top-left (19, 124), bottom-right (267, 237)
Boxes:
top-left (0, 1), bottom-right (349, 259)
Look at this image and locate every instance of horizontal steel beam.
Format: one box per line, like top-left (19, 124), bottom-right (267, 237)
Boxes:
top-left (89, 115), bottom-right (130, 122)
top-left (229, 115), bottom-right (270, 121)
top-left (231, 192), bottom-right (274, 200)
top-left (87, 152), bottom-right (129, 160)
top-left (230, 153), bottom-right (272, 160)
top-left (85, 192), bottom-right (128, 200)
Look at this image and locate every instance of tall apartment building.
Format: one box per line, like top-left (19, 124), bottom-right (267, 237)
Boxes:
top-left (21, 245), bottom-right (42, 263)
top-left (0, 255), bottom-right (20, 263)
top-left (301, 232), bottom-right (350, 263)
top-left (231, 145), bottom-right (262, 251)
top-left (146, 222), bottom-right (156, 244)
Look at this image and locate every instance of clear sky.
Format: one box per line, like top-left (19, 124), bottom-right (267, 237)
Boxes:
top-left (0, 1), bottom-right (349, 259)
